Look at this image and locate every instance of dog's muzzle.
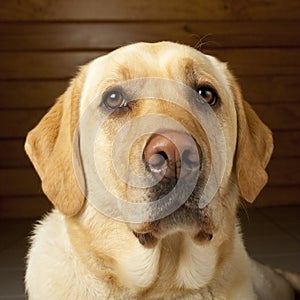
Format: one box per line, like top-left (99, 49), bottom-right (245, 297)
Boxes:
top-left (130, 130), bottom-right (213, 248)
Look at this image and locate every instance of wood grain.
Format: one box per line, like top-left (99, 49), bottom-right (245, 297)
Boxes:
top-left (0, 52), bottom-right (104, 80)
top-left (0, 22), bottom-right (299, 51)
top-left (273, 131), bottom-right (300, 159)
top-left (1, 0), bottom-right (299, 21)
top-left (0, 110), bottom-right (47, 138)
top-left (0, 168), bottom-right (42, 196)
top-left (0, 196), bottom-right (51, 219)
top-left (254, 103), bottom-right (300, 131)
top-left (0, 139), bottom-right (29, 167)
top-left (267, 159), bottom-right (300, 186)
top-left (238, 76), bottom-right (300, 105)
top-left (255, 186), bottom-right (300, 207)
top-left (0, 80), bottom-right (67, 109)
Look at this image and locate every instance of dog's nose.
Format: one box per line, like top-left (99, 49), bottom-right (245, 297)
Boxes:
top-left (144, 131), bottom-right (201, 180)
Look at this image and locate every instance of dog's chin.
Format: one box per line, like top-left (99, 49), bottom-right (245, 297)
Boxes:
top-left (130, 196), bottom-right (214, 249)
top-left (131, 221), bottom-right (214, 249)
top-left (128, 171), bottom-right (214, 248)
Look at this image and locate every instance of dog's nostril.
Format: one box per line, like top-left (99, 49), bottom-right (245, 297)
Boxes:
top-left (182, 149), bottom-right (201, 170)
top-left (156, 151), bottom-right (169, 164)
top-left (182, 149), bottom-right (192, 164)
top-left (148, 152), bottom-right (168, 172)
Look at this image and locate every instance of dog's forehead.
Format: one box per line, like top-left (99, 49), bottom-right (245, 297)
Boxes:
top-left (97, 42), bottom-right (224, 75)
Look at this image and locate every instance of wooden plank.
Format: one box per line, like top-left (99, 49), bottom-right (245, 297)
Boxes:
top-left (0, 196), bottom-right (52, 219)
top-left (1, 76), bottom-right (299, 109)
top-left (0, 22), bottom-right (299, 51)
top-left (0, 168), bottom-right (42, 196)
top-left (1, 49), bottom-right (299, 80)
top-left (1, 131), bottom-right (298, 168)
top-left (0, 52), bottom-right (104, 80)
top-left (0, 102), bottom-right (300, 138)
top-left (0, 139), bottom-right (29, 167)
top-left (253, 103), bottom-right (300, 131)
top-left (254, 186), bottom-right (300, 207)
top-left (0, 110), bottom-right (47, 138)
top-left (0, 81), bottom-right (68, 109)
top-left (0, 0), bottom-right (299, 21)
top-left (239, 76), bottom-right (300, 105)
top-left (1, 158), bottom-right (299, 196)
top-left (207, 49), bottom-right (300, 77)
top-left (273, 131), bottom-right (300, 159)
top-left (267, 159), bottom-right (300, 186)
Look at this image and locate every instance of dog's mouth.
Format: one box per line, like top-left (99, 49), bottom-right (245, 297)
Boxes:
top-left (130, 184), bottom-right (215, 248)
top-left (131, 211), bottom-right (214, 248)
top-left (132, 228), bottom-right (213, 248)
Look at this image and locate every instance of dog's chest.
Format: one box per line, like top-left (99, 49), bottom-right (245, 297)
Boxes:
top-left (116, 232), bottom-right (218, 295)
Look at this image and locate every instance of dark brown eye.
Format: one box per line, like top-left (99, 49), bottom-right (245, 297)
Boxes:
top-left (197, 86), bottom-right (219, 106)
top-left (103, 91), bottom-right (126, 109)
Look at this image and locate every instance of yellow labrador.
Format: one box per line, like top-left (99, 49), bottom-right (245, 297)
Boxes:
top-left (25, 42), bottom-right (300, 299)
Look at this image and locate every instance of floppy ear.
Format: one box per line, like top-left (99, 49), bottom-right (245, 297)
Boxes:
top-left (24, 67), bottom-right (87, 216)
top-left (234, 84), bottom-right (274, 203)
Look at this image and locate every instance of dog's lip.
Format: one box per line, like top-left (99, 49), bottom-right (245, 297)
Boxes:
top-left (132, 226), bottom-right (213, 248)
top-left (132, 231), bottom-right (158, 248)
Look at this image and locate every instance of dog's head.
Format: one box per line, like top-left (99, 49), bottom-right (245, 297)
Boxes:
top-left (25, 42), bottom-right (273, 248)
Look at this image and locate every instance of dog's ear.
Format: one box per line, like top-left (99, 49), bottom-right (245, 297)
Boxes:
top-left (234, 84), bottom-right (273, 203)
top-left (24, 67), bottom-right (87, 216)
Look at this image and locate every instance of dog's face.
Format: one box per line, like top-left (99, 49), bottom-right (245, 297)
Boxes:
top-left (78, 42), bottom-right (239, 245)
top-left (25, 42), bottom-right (273, 289)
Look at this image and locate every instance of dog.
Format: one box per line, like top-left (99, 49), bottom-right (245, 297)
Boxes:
top-left (25, 42), bottom-right (300, 299)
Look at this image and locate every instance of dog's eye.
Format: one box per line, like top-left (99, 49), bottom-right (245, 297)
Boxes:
top-left (197, 86), bottom-right (219, 106)
top-left (103, 91), bottom-right (126, 109)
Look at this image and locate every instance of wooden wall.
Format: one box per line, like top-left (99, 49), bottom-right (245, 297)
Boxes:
top-left (0, 0), bottom-right (299, 218)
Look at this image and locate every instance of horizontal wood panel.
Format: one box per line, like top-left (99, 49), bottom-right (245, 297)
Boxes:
top-left (0, 196), bottom-right (51, 219)
top-left (0, 52), bottom-right (103, 80)
top-left (0, 81), bottom-right (67, 109)
top-left (0, 168), bottom-right (42, 196)
top-left (253, 103), bottom-right (300, 131)
top-left (1, 76), bottom-right (300, 109)
top-left (1, 159), bottom-right (299, 196)
top-left (1, 49), bottom-right (299, 80)
top-left (238, 76), bottom-right (300, 104)
top-left (207, 49), bottom-right (300, 77)
top-left (1, 102), bottom-right (299, 138)
top-left (267, 159), bottom-right (300, 186)
top-left (272, 131), bottom-right (300, 159)
top-left (0, 22), bottom-right (299, 51)
top-left (0, 139), bottom-right (28, 167)
top-left (1, 131), bottom-right (298, 168)
top-left (1, 0), bottom-right (299, 21)
top-left (0, 110), bottom-right (47, 138)
top-left (252, 185), bottom-right (300, 207)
